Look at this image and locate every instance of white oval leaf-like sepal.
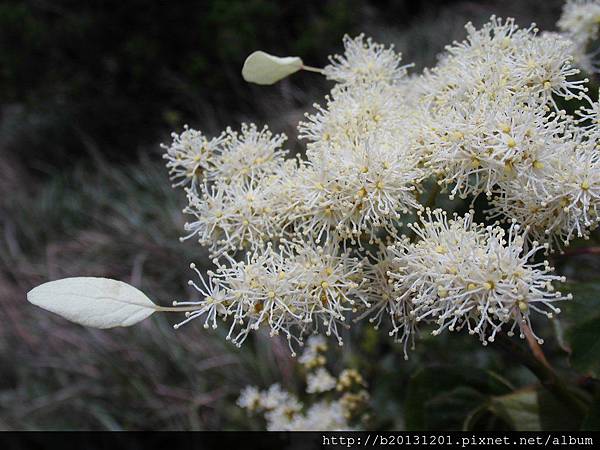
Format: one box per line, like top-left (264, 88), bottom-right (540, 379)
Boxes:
top-left (27, 277), bottom-right (157, 329)
top-left (242, 51), bottom-right (303, 85)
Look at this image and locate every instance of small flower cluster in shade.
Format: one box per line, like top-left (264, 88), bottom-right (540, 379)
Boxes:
top-left (163, 8), bottom-right (600, 356)
top-left (237, 336), bottom-right (369, 431)
top-left (558, 0), bottom-right (600, 73)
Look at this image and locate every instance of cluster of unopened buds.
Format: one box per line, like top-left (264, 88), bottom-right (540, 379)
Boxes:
top-left (25, 2), bottom-right (600, 362)
top-left (237, 336), bottom-right (369, 431)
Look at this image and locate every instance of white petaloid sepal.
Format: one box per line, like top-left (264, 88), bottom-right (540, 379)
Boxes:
top-left (27, 277), bottom-right (158, 328)
top-left (242, 51), bottom-right (303, 85)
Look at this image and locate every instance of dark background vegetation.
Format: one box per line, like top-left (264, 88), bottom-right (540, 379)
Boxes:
top-left (2, 0), bottom-right (599, 431)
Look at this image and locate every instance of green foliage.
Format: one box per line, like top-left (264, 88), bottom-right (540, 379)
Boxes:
top-left (561, 282), bottom-right (600, 378)
top-left (581, 388), bottom-right (600, 431)
top-left (404, 366), bottom-right (514, 430)
top-left (489, 388), bottom-right (540, 431)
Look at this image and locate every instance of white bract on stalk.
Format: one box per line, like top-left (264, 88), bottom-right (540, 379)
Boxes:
top-left (28, 5), bottom-right (600, 361)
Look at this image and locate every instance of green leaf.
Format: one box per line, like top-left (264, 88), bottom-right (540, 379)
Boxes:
top-left (563, 282), bottom-right (600, 378)
top-left (567, 317), bottom-right (600, 378)
top-left (489, 388), bottom-right (540, 431)
top-left (538, 388), bottom-right (586, 431)
top-left (581, 388), bottom-right (600, 431)
top-left (404, 366), bottom-right (511, 430)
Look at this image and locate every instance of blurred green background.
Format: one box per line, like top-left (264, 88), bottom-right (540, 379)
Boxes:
top-left (2, 0), bottom-right (599, 431)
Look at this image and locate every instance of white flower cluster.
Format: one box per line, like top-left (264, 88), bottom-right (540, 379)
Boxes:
top-left (558, 0), bottom-right (600, 73)
top-left (163, 123), bottom-right (292, 256)
top-left (414, 16), bottom-right (600, 246)
top-left (389, 209), bottom-right (571, 350)
top-left (175, 240), bottom-right (367, 351)
top-left (237, 336), bottom-right (369, 431)
top-left (163, 10), bottom-right (598, 357)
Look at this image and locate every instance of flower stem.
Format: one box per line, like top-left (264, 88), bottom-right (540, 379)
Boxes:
top-left (302, 65), bottom-right (324, 74)
top-left (155, 305), bottom-right (202, 313)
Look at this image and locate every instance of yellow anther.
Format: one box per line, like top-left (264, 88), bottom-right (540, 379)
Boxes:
top-left (582, 180), bottom-right (590, 190)
top-left (451, 131), bottom-right (464, 141)
top-left (267, 291), bottom-right (276, 299)
top-left (321, 281), bottom-right (329, 289)
top-left (518, 300), bottom-right (528, 312)
top-left (533, 160), bottom-right (544, 169)
top-left (484, 281), bottom-right (495, 290)
top-left (467, 283), bottom-right (477, 290)
top-left (507, 138), bottom-right (517, 148)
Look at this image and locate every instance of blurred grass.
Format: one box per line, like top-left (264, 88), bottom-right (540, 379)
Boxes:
top-left (0, 148), bottom-right (310, 429)
top-left (1, 0), bottom-right (593, 431)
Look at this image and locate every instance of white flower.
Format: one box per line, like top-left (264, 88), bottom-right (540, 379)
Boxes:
top-left (417, 16), bottom-right (587, 201)
top-left (289, 132), bottom-right (423, 243)
top-left (323, 34), bottom-right (411, 85)
top-left (298, 82), bottom-right (402, 149)
top-left (558, 0), bottom-right (600, 72)
top-left (212, 123), bottom-right (288, 182)
top-left (259, 383), bottom-right (294, 411)
top-left (358, 249), bottom-right (417, 360)
top-left (388, 209), bottom-right (571, 345)
top-left (160, 20), bottom-right (584, 357)
top-left (174, 239), bottom-right (368, 352)
top-left (306, 367), bottom-right (337, 393)
top-left (238, 336), bottom-right (369, 430)
top-left (264, 397), bottom-right (304, 430)
top-left (298, 335), bottom-right (328, 369)
top-left (488, 130), bottom-right (600, 248)
top-left (162, 125), bottom-right (226, 190)
top-left (182, 177), bottom-right (284, 257)
top-left (285, 400), bottom-right (351, 431)
top-left (237, 386), bottom-right (263, 411)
